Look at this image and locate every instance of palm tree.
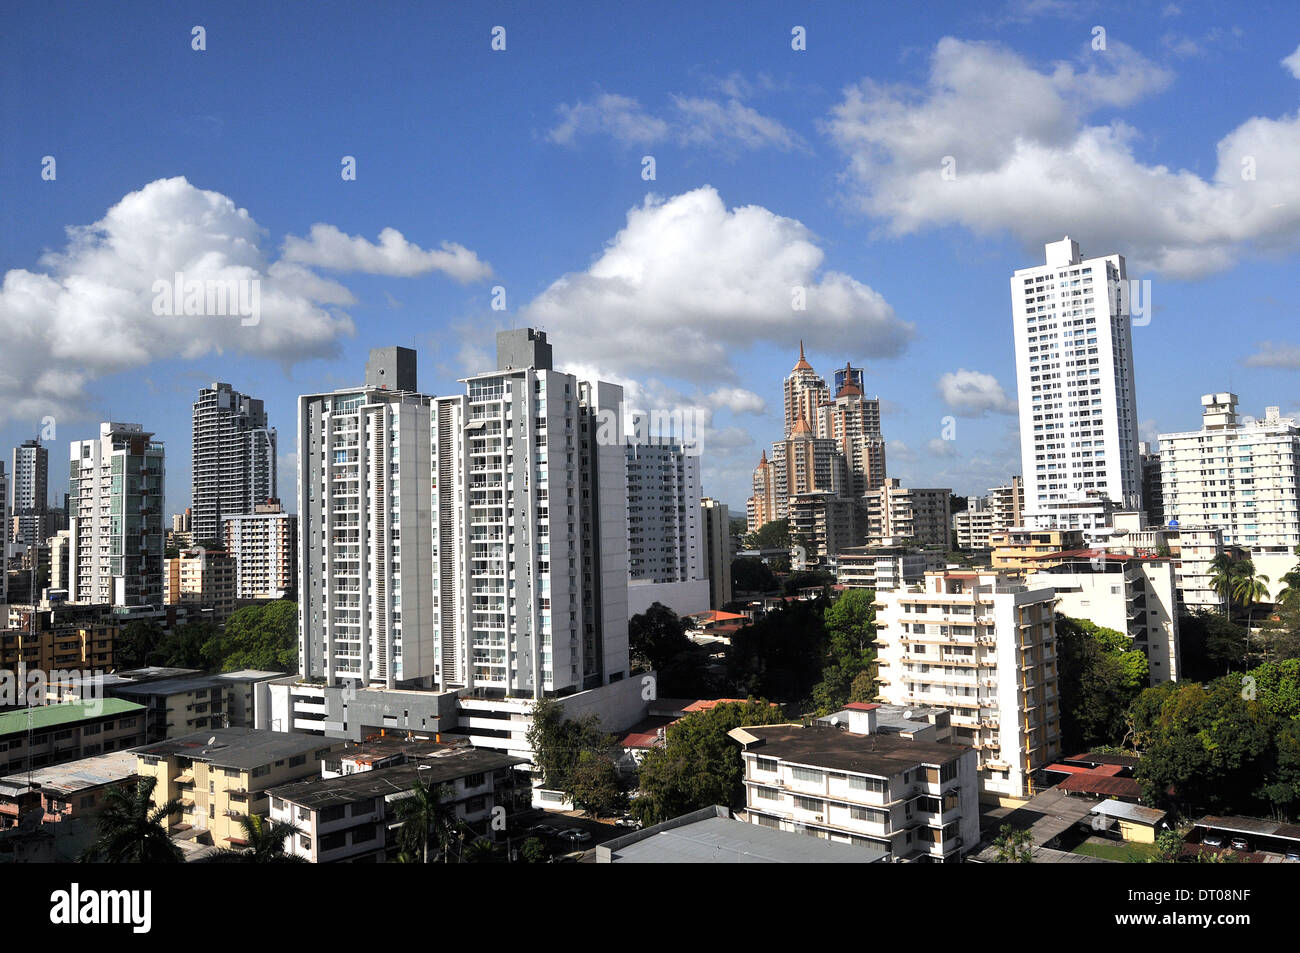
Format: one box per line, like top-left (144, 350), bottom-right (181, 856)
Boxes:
top-left (395, 778), bottom-right (458, 863)
top-left (200, 813), bottom-right (307, 863)
top-left (1234, 566), bottom-right (1271, 666)
top-left (1209, 553), bottom-right (1246, 617)
top-left (85, 776), bottom-right (183, 863)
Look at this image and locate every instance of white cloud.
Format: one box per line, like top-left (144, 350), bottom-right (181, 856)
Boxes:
top-left (547, 92), bottom-right (804, 153)
top-left (520, 186), bottom-right (913, 380)
top-left (1284, 44), bottom-right (1300, 80)
top-left (1242, 341), bottom-right (1300, 368)
top-left (937, 369), bottom-right (1018, 416)
top-left (927, 437), bottom-right (960, 457)
top-left (707, 387), bottom-right (767, 415)
top-left (0, 177), bottom-right (356, 424)
top-left (826, 37), bottom-right (1300, 278)
top-left (546, 93), bottom-right (669, 146)
top-left (282, 224), bottom-right (492, 282)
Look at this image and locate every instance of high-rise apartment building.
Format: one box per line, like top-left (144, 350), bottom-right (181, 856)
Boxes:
top-left (626, 438), bottom-right (709, 616)
top-left (192, 382), bottom-right (277, 545)
top-left (297, 348), bottom-right (435, 689)
top-left (874, 571), bottom-right (1062, 800)
top-left (1159, 394), bottom-right (1300, 552)
top-left (1012, 237), bottom-right (1142, 530)
top-left (67, 423), bottom-right (165, 608)
top-left (783, 342), bottom-right (829, 438)
top-left (164, 547), bottom-right (238, 620)
top-left (863, 479), bottom-right (952, 549)
top-left (11, 438), bottom-right (50, 547)
top-left (224, 499), bottom-right (298, 600)
top-left (818, 363), bottom-right (886, 496)
top-left (0, 463), bottom-right (7, 604)
top-left (1139, 442), bottom-right (1164, 527)
top-left (701, 497), bottom-right (733, 609)
top-left (430, 329), bottom-right (630, 697)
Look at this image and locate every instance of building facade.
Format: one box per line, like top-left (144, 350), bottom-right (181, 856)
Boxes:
top-left (874, 571), bottom-right (1062, 800)
top-left (1012, 238), bottom-right (1142, 530)
top-left (10, 438), bottom-right (49, 547)
top-left (701, 497), bottom-right (733, 609)
top-left (191, 382), bottom-right (277, 545)
top-left (224, 499), bottom-right (298, 600)
top-left (68, 423), bottom-right (166, 608)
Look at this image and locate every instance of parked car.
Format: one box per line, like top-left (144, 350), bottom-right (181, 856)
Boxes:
top-left (561, 827), bottom-right (593, 843)
top-left (1230, 837), bottom-right (1251, 852)
top-left (1284, 850), bottom-right (1300, 863)
top-left (615, 816), bottom-right (642, 829)
top-left (528, 824), bottom-right (560, 838)
top-left (1201, 834), bottom-right (1224, 848)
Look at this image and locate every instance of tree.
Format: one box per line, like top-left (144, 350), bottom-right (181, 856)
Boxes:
top-left (628, 602), bottom-right (693, 673)
top-left (992, 824), bottom-right (1033, 863)
top-left (811, 589), bottom-right (877, 715)
top-left (782, 569), bottom-right (835, 595)
top-left (1055, 616), bottom-right (1148, 751)
top-left (85, 777), bottom-right (183, 863)
top-left (461, 834), bottom-right (504, 864)
top-left (206, 813), bottom-right (305, 863)
top-left (525, 699), bottom-right (613, 795)
top-left (569, 750), bottom-right (627, 818)
top-left (744, 519), bottom-right (790, 551)
top-left (726, 599), bottom-right (828, 704)
top-left (219, 601), bottom-right (298, 672)
top-left (1150, 828), bottom-right (1185, 864)
top-left (115, 619), bottom-right (164, 669)
top-left (632, 699), bottom-right (787, 826)
top-left (395, 779), bottom-right (458, 863)
top-left (519, 836), bottom-right (549, 863)
top-left (731, 556), bottom-right (777, 593)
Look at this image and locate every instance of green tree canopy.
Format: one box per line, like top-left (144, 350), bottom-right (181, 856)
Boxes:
top-left (628, 602), bottom-right (693, 673)
top-left (744, 519), bottom-right (790, 551)
top-left (731, 556), bottom-right (777, 593)
top-left (726, 599), bottom-right (828, 704)
top-left (525, 698), bottom-right (613, 795)
top-left (217, 601), bottom-right (298, 672)
top-left (1055, 615), bottom-right (1148, 751)
top-left (632, 699), bottom-right (787, 826)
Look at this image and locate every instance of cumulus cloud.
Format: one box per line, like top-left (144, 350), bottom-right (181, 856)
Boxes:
top-left (520, 186), bottom-right (913, 380)
top-left (281, 224), bottom-right (493, 281)
top-left (826, 37), bottom-right (1300, 278)
top-left (547, 91), bottom-right (804, 153)
top-left (937, 369), bottom-right (1018, 416)
top-left (707, 387), bottom-right (767, 416)
top-left (1284, 44), bottom-right (1300, 80)
top-left (0, 177), bottom-right (488, 426)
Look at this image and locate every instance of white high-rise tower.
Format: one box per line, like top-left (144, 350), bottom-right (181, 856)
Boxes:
top-left (1011, 237), bottom-right (1141, 531)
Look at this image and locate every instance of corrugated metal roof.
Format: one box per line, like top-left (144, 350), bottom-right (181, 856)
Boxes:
top-left (1090, 798), bottom-right (1167, 825)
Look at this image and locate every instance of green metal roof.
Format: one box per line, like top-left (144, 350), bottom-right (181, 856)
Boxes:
top-left (0, 699), bottom-right (144, 736)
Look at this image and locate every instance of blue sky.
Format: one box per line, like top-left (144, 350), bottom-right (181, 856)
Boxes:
top-left (3, 0), bottom-right (1299, 514)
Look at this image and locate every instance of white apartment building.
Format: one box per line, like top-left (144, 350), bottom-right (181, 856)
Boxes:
top-left (224, 499), bottom-right (298, 600)
top-left (953, 505), bottom-right (994, 551)
top-left (731, 710), bottom-right (980, 862)
top-left (874, 571), bottom-right (1061, 801)
top-left (0, 463), bottom-right (7, 603)
top-left (1105, 511), bottom-right (1225, 613)
top-left (191, 382), bottom-right (276, 545)
top-left (1012, 238), bottom-right (1142, 530)
top-left (297, 347), bottom-right (436, 689)
top-left (1159, 394), bottom-right (1300, 561)
top-left (1025, 552), bottom-right (1180, 683)
top-left (837, 543), bottom-right (945, 591)
top-left (429, 329), bottom-right (630, 698)
top-left (67, 423), bottom-right (166, 608)
top-left (626, 437), bottom-right (710, 617)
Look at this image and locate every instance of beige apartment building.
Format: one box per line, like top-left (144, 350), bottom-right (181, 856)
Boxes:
top-left (135, 728), bottom-right (338, 848)
top-left (224, 499), bottom-right (297, 600)
top-left (988, 528), bottom-right (1085, 573)
top-left (874, 571), bottom-right (1061, 802)
top-left (164, 547), bottom-right (238, 620)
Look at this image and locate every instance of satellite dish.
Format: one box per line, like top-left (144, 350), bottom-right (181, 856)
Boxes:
top-left (207, 736), bottom-right (217, 745)
top-left (829, 716), bottom-right (839, 726)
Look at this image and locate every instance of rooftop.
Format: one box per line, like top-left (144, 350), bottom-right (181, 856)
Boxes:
top-left (1090, 799), bottom-right (1167, 826)
top-left (268, 750), bottom-right (526, 809)
top-left (132, 728), bottom-right (330, 770)
top-left (0, 699), bottom-right (144, 737)
top-left (0, 751), bottom-right (139, 798)
top-left (598, 806), bottom-right (885, 863)
top-left (1194, 815), bottom-right (1300, 842)
top-left (730, 724), bottom-right (969, 776)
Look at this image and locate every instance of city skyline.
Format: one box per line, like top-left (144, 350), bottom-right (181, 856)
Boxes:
top-left (5, 2), bottom-right (1300, 512)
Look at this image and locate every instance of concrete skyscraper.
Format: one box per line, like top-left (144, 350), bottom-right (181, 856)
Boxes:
top-left (192, 382), bottom-right (277, 545)
top-left (10, 438), bottom-right (50, 547)
top-left (1011, 237), bottom-right (1141, 531)
top-left (68, 423), bottom-right (166, 607)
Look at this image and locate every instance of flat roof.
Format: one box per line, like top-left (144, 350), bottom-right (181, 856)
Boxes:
top-left (216, 670), bottom-right (285, 682)
top-left (1194, 815), bottom-right (1300, 842)
top-left (268, 750), bottom-right (526, 809)
top-left (1055, 774), bottom-right (1143, 798)
top-left (732, 724), bottom-right (969, 776)
top-left (1090, 799), bottom-right (1167, 825)
top-left (132, 728), bottom-right (330, 770)
top-left (0, 751), bottom-right (139, 798)
top-left (111, 675), bottom-right (229, 697)
top-left (600, 806), bottom-right (885, 863)
top-left (0, 699), bottom-right (144, 737)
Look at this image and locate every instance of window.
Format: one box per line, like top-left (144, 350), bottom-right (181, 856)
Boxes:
top-left (849, 776), bottom-right (886, 794)
top-left (791, 766), bottom-right (824, 785)
top-left (793, 795), bottom-right (823, 813)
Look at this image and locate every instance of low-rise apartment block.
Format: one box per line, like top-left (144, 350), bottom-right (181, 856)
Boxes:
top-left (0, 750), bottom-right (138, 860)
top-left (730, 712), bottom-right (979, 862)
top-left (0, 700), bottom-right (146, 773)
top-left (135, 728), bottom-right (339, 848)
